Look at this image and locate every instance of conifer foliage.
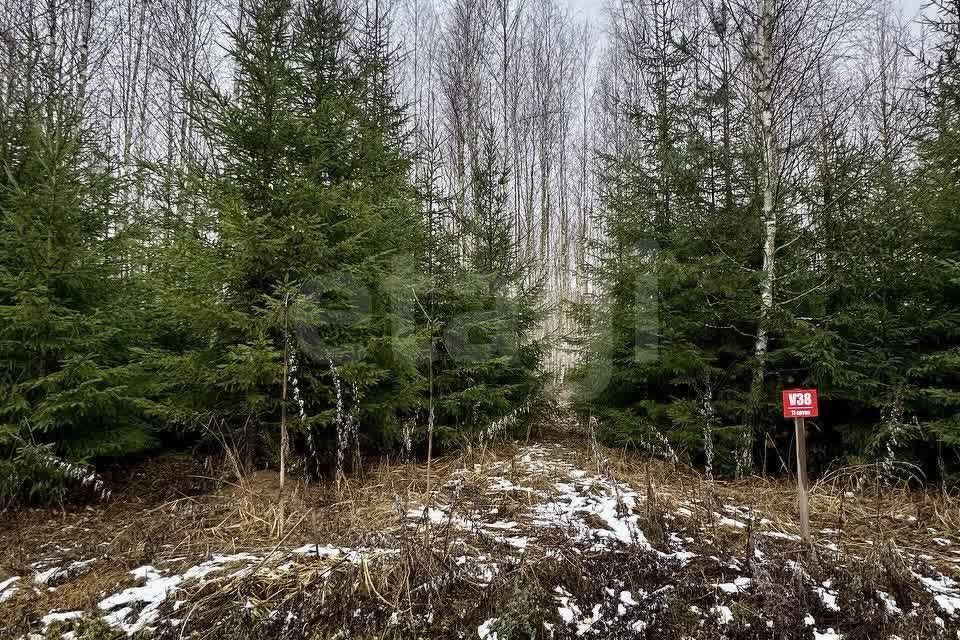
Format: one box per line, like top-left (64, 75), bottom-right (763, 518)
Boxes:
top-left (571, 0), bottom-right (960, 479)
top-left (149, 0), bottom-right (429, 476)
top-left (0, 0), bottom-right (546, 503)
top-left (0, 100), bottom-right (149, 502)
top-left (910, 0), bottom-right (960, 460)
top-left (429, 124), bottom-right (548, 445)
top-left (5, 0), bottom-right (960, 502)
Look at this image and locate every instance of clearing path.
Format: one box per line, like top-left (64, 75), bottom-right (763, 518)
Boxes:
top-left (2, 438), bottom-right (959, 639)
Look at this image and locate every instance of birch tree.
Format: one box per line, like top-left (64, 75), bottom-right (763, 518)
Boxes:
top-left (737, 0), bottom-right (867, 474)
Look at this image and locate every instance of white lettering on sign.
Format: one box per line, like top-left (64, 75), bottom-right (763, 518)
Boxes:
top-left (782, 388), bottom-right (818, 418)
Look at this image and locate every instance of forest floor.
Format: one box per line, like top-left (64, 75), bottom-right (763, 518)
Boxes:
top-left (2, 427), bottom-right (960, 639)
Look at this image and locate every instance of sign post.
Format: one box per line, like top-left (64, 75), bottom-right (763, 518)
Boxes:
top-left (782, 389), bottom-right (818, 546)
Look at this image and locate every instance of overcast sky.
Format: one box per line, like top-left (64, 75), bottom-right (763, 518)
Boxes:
top-left (563, 0), bottom-right (932, 24)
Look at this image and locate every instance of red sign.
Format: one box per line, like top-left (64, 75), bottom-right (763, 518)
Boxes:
top-left (782, 388), bottom-right (818, 418)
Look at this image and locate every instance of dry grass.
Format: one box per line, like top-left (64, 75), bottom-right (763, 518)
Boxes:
top-left (603, 444), bottom-right (960, 573)
top-left (0, 563), bottom-right (130, 632)
top-left (0, 446), bottom-right (493, 629)
top-left (2, 436), bottom-right (960, 638)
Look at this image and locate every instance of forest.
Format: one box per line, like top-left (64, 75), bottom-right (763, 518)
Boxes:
top-left (1, 0), bottom-right (960, 637)
top-left (1, 0), bottom-right (958, 501)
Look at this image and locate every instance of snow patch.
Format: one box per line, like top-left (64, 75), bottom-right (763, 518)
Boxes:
top-left (716, 516), bottom-right (746, 529)
top-left (41, 611), bottom-right (84, 626)
top-left (711, 605), bottom-right (734, 624)
top-left (878, 591), bottom-right (902, 615)
top-left (762, 531), bottom-right (801, 542)
top-left (716, 577), bottom-right (751, 594)
top-left (913, 571), bottom-right (960, 617)
top-left (816, 582), bottom-right (840, 612)
top-left (0, 576), bottom-right (19, 603)
top-left (478, 617), bottom-right (499, 639)
top-left (98, 566), bottom-right (182, 634)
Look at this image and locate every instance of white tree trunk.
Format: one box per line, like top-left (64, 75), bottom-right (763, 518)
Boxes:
top-left (280, 294), bottom-right (290, 490)
top-left (744, 0), bottom-right (777, 478)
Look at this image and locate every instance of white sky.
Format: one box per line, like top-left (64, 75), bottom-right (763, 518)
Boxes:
top-left (563, 0), bottom-right (931, 24)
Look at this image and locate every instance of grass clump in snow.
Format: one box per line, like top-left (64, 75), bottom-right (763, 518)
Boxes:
top-left (485, 582), bottom-right (545, 640)
top-left (43, 618), bottom-right (129, 640)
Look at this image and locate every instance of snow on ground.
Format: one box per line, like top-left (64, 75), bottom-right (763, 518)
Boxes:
top-left (7, 442), bottom-right (960, 637)
top-left (97, 560), bottom-right (251, 634)
top-left (406, 443), bottom-right (696, 566)
top-left (0, 576), bottom-right (19, 603)
top-left (40, 611), bottom-right (84, 627)
top-left (816, 581), bottom-right (840, 612)
top-left (914, 571), bottom-right (960, 618)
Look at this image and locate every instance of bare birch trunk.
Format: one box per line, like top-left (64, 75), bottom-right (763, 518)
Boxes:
top-left (44, 0), bottom-right (57, 129)
top-left (77, 0), bottom-right (93, 110)
top-left (280, 293), bottom-right (290, 489)
top-left (701, 375), bottom-right (715, 482)
top-left (744, 0), bottom-right (777, 479)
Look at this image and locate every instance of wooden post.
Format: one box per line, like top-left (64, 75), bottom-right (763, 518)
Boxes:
top-left (794, 416), bottom-right (810, 545)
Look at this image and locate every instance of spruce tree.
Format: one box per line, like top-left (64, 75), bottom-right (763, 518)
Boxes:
top-left (570, 34), bottom-right (762, 474)
top-left (150, 0), bottom-right (426, 475)
top-left (146, 0), bottom-right (297, 449)
top-left (907, 0), bottom-right (960, 466)
top-left (428, 124), bottom-right (547, 444)
top-left (0, 103), bottom-right (149, 502)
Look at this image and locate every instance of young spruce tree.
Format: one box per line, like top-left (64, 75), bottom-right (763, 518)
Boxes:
top-left (0, 99), bottom-right (150, 502)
